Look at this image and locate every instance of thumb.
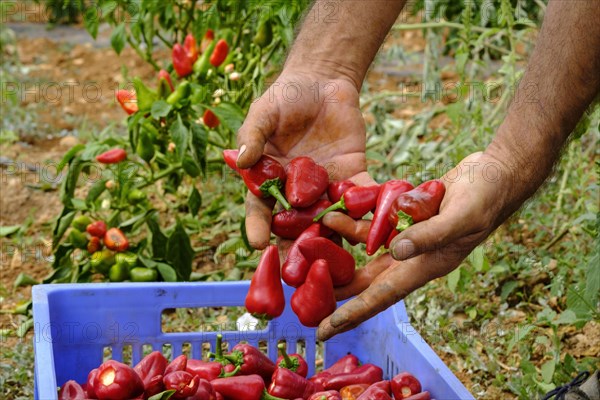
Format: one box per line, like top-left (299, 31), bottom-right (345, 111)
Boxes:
top-left (236, 99), bottom-right (278, 169)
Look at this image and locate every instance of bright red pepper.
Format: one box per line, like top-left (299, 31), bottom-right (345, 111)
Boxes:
top-left (133, 351), bottom-right (168, 396)
top-left (87, 236), bottom-right (102, 254)
top-left (165, 354), bottom-right (187, 375)
top-left (388, 180), bottom-right (446, 231)
top-left (323, 364), bottom-right (383, 391)
top-left (323, 354), bottom-right (360, 375)
top-left (58, 380), bottom-right (86, 400)
top-left (307, 390), bottom-right (343, 400)
top-left (104, 227), bottom-right (129, 252)
top-left (210, 39), bottom-right (229, 67)
top-left (184, 33), bottom-right (199, 63)
top-left (309, 372), bottom-right (332, 390)
top-left (272, 199), bottom-right (332, 239)
top-left (356, 386), bottom-right (392, 400)
top-left (172, 43), bottom-right (194, 78)
top-left (291, 259), bottom-right (337, 327)
top-left (158, 69), bottom-right (175, 93)
top-left (221, 344), bottom-right (276, 382)
top-left (281, 223), bottom-right (332, 288)
top-left (404, 391), bottom-right (431, 400)
top-left (116, 89), bottom-right (138, 115)
top-left (203, 109), bottom-right (220, 129)
top-left (276, 343), bottom-right (308, 377)
top-left (187, 378), bottom-right (218, 400)
top-left (268, 367), bottom-right (321, 399)
top-left (391, 372), bottom-right (422, 399)
top-left (201, 29), bottom-right (214, 53)
top-left (96, 148), bottom-right (127, 164)
top-left (223, 149), bottom-right (291, 210)
top-left (327, 180), bottom-right (356, 203)
top-left (93, 360), bottom-right (145, 400)
top-left (164, 371), bottom-right (200, 399)
top-left (85, 368), bottom-right (99, 399)
top-left (285, 157), bottom-right (329, 208)
top-left (187, 359), bottom-right (240, 381)
top-left (245, 245), bottom-right (285, 319)
top-left (366, 180), bottom-right (414, 255)
top-left (314, 185), bottom-right (381, 221)
top-left (211, 375), bottom-right (283, 400)
top-left (385, 229), bottom-right (399, 249)
top-left (339, 383), bottom-right (369, 399)
top-left (298, 237), bottom-right (355, 286)
top-left (86, 221), bottom-right (107, 238)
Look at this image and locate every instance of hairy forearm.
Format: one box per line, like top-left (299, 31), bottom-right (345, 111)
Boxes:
top-left (285, 0), bottom-right (407, 89)
top-left (487, 0), bottom-right (600, 203)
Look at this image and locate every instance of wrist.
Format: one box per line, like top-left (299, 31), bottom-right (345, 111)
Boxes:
top-left (284, 56), bottom-right (363, 91)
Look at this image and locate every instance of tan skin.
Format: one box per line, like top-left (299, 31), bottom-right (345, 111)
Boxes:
top-left (236, 0), bottom-right (600, 341)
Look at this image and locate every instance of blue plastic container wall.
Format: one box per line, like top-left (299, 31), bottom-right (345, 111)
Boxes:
top-left (33, 282), bottom-right (474, 399)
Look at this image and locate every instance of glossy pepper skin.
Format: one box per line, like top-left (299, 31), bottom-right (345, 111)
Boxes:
top-left (324, 354), bottom-right (360, 375)
top-left (388, 180), bottom-right (446, 231)
top-left (222, 344), bottom-right (276, 382)
top-left (356, 386), bottom-right (392, 400)
top-left (116, 90), bottom-right (138, 115)
top-left (130, 267), bottom-right (158, 282)
top-left (391, 372), bottom-right (422, 399)
top-left (276, 343), bottom-right (308, 377)
top-left (323, 364), bottom-right (384, 391)
top-left (133, 351), bottom-right (168, 396)
top-left (158, 69), bottom-right (175, 93)
top-left (104, 228), bottom-right (129, 252)
top-left (210, 374), bottom-right (283, 400)
top-left (203, 109), bottom-right (220, 129)
top-left (96, 148), bottom-right (127, 164)
top-left (187, 359), bottom-right (239, 381)
top-left (315, 185), bottom-right (381, 221)
top-left (222, 149), bottom-right (291, 210)
top-left (285, 157), bottom-right (329, 208)
top-left (327, 180), bottom-right (356, 203)
top-left (307, 390), bottom-right (342, 400)
top-left (253, 19), bottom-right (273, 48)
top-left (165, 354), bottom-right (187, 374)
top-left (298, 237), bottom-right (355, 286)
top-left (291, 259), bottom-right (337, 327)
top-left (366, 180), bottom-right (414, 255)
top-left (268, 367), bottom-right (321, 399)
top-left (85, 368), bottom-right (99, 399)
top-left (272, 199), bottom-right (332, 239)
top-left (403, 392), bottom-right (431, 400)
top-left (93, 360), bottom-right (144, 400)
top-left (210, 39), bottom-right (229, 67)
top-left (86, 221), bottom-right (107, 238)
top-left (282, 223), bottom-right (332, 287)
top-left (245, 245), bottom-right (285, 319)
top-left (172, 44), bottom-right (194, 78)
top-left (184, 33), bottom-right (199, 64)
top-left (187, 378), bottom-right (218, 400)
top-left (164, 371), bottom-right (201, 399)
top-left (58, 380), bottom-right (86, 400)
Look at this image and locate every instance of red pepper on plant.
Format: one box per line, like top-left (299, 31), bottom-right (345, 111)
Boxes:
top-left (285, 156), bottom-right (329, 208)
top-left (327, 180), bottom-right (356, 203)
top-left (281, 223), bottom-right (332, 288)
top-left (291, 259), bottom-right (337, 327)
top-left (163, 370), bottom-right (201, 399)
top-left (366, 180), bottom-right (414, 255)
top-left (276, 343), bottom-right (308, 377)
top-left (323, 364), bottom-right (383, 391)
top-left (58, 380), bottom-right (86, 400)
top-left (116, 89), bottom-right (138, 115)
top-left (184, 33), bottom-right (199, 64)
top-left (388, 180), bottom-right (446, 231)
top-left (245, 245), bottom-right (285, 319)
top-left (272, 199), bottom-right (332, 239)
top-left (210, 374), bottom-right (284, 400)
top-left (158, 69), bottom-right (175, 93)
top-left (268, 367), bottom-right (321, 399)
top-left (86, 221), bottom-right (107, 238)
top-left (104, 228), bottom-right (129, 252)
top-left (87, 236), bottom-right (102, 254)
top-left (222, 149), bottom-right (291, 210)
top-left (298, 237), bottom-right (355, 286)
top-left (93, 360), bottom-right (145, 400)
top-left (314, 185), bottom-right (381, 221)
top-left (96, 148), bottom-right (127, 164)
top-left (172, 43), bottom-right (194, 78)
top-left (390, 372), bottom-right (422, 399)
top-left (200, 29), bottom-right (214, 53)
top-left (203, 109), bottom-right (220, 129)
top-left (210, 39), bottom-right (229, 67)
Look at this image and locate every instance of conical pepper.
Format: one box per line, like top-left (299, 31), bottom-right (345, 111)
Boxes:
top-left (223, 149), bottom-right (291, 210)
top-left (276, 343), bottom-right (308, 377)
top-left (327, 180), bottom-right (356, 203)
top-left (282, 223), bottom-right (332, 288)
top-left (210, 39), bottom-right (229, 67)
top-left (291, 259), bottom-right (337, 327)
top-left (267, 367), bottom-right (321, 399)
top-left (323, 364), bottom-right (383, 391)
top-left (298, 237), bottom-right (355, 287)
top-left (245, 245), bottom-right (285, 319)
top-left (116, 90), bottom-right (138, 115)
top-left (272, 199), bottom-right (332, 239)
top-left (323, 354), bottom-right (360, 375)
top-left (186, 359), bottom-right (240, 381)
top-left (285, 156), bottom-right (329, 208)
top-left (210, 374), bottom-right (284, 400)
top-left (365, 180), bottom-right (413, 255)
top-left (388, 180), bottom-right (446, 231)
top-left (314, 185), bottom-right (381, 221)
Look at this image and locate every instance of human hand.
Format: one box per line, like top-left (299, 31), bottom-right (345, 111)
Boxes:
top-left (235, 70), bottom-right (373, 249)
top-left (317, 151), bottom-right (522, 340)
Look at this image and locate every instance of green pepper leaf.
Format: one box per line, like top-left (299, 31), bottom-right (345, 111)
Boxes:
top-left (110, 23), bottom-right (126, 54)
top-left (148, 389), bottom-right (176, 400)
top-left (0, 225), bottom-right (20, 237)
top-left (56, 144), bottom-right (85, 171)
top-left (157, 263), bottom-right (178, 282)
top-left (208, 102), bottom-right (245, 134)
top-left (52, 209), bottom-right (76, 249)
top-left (190, 124), bottom-right (208, 175)
top-left (147, 217), bottom-right (167, 259)
top-left (166, 221), bottom-right (193, 281)
top-left (151, 100), bottom-right (172, 119)
top-left (170, 115), bottom-right (189, 162)
top-left (134, 77), bottom-right (158, 112)
top-left (14, 273), bottom-right (39, 288)
top-left (86, 178), bottom-right (106, 205)
top-left (188, 187), bottom-right (202, 217)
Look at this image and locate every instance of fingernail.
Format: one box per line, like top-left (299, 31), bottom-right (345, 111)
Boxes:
top-left (391, 239), bottom-right (416, 260)
top-left (237, 144), bottom-right (247, 162)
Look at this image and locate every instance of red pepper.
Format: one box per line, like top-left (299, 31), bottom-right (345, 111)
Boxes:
top-left (404, 391), bottom-right (431, 400)
top-left (158, 69), bottom-right (175, 93)
top-left (96, 148), bottom-right (127, 164)
top-left (87, 236), bottom-right (102, 254)
top-left (245, 245), bottom-right (285, 319)
top-left (356, 386), bottom-right (392, 400)
top-left (187, 378), bottom-right (218, 400)
top-left (314, 185), bottom-right (381, 221)
top-left (211, 375), bottom-right (283, 400)
top-left (276, 343), bottom-right (308, 377)
top-left (391, 372), bottom-right (422, 399)
top-left (210, 39), bottom-right (229, 67)
top-left (172, 43), bottom-right (194, 78)
top-left (116, 89), bottom-right (138, 115)
top-left (327, 180), bottom-right (356, 203)
top-left (164, 371), bottom-right (201, 399)
top-left (272, 199), bottom-right (332, 239)
top-left (221, 344), bottom-right (276, 382)
top-left (298, 237), bottom-right (355, 286)
top-left (309, 372), bottom-right (332, 390)
top-left (323, 354), bottom-right (360, 375)
top-left (86, 221), bottom-right (107, 238)
top-left (222, 149), bottom-right (291, 210)
top-left (58, 380), bottom-right (86, 400)
top-left (93, 360), bottom-right (145, 400)
top-left (281, 223), bottom-right (331, 288)
top-left (385, 229), bottom-right (399, 249)
top-left (366, 180), bottom-right (413, 255)
top-left (104, 227), bottom-right (129, 252)
top-left (285, 157), bottom-right (329, 208)
top-left (184, 33), bottom-right (199, 63)
top-left (165, 354), bottom-right (187, 374)
top-left (187, 359), bottom-right (239, 381)
top-left (133, 351), bottom-right (168, 396)
top-left (85, 368), bottom-right (99, 399)
top-left (339, 383), bottom-right (369, 399)
top-left (388, 180), bottom-right (446, 231)
top-left (323, 364), bottom-right (383, 391)
top-left (201, 29), bottom-right (214, 53)
top-left (268, 367), bottom-right (321, 399)
top-left (291, 259), bottom-right (337, 327)
top-left (203, 109), bottom-right (220, 129)
top-left (372, 380), bottom-right (391, 393)
top-left (307, 390), bottom-right (343, 400)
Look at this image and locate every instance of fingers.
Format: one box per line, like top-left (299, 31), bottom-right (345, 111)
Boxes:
top-left (322, 212), bottom-right (371, 243)
top-left (244, 192), bottom-right (274, 250)
top-left (334, 254), bottom-right (395, 300)
top-left (236, 99), bottom-right (278, 169)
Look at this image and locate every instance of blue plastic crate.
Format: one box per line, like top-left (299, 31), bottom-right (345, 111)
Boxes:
top-left (33, 282), bottom-right (474, 399)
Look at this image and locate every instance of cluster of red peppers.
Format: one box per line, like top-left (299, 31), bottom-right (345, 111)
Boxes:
top-left (58, 346), bottom-right (432, 400)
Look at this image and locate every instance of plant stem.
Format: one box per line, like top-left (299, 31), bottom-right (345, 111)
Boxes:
top-left (139, 163), bottom-right (182, 188)
top-left (127, 36), bottom-right (160, 71)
